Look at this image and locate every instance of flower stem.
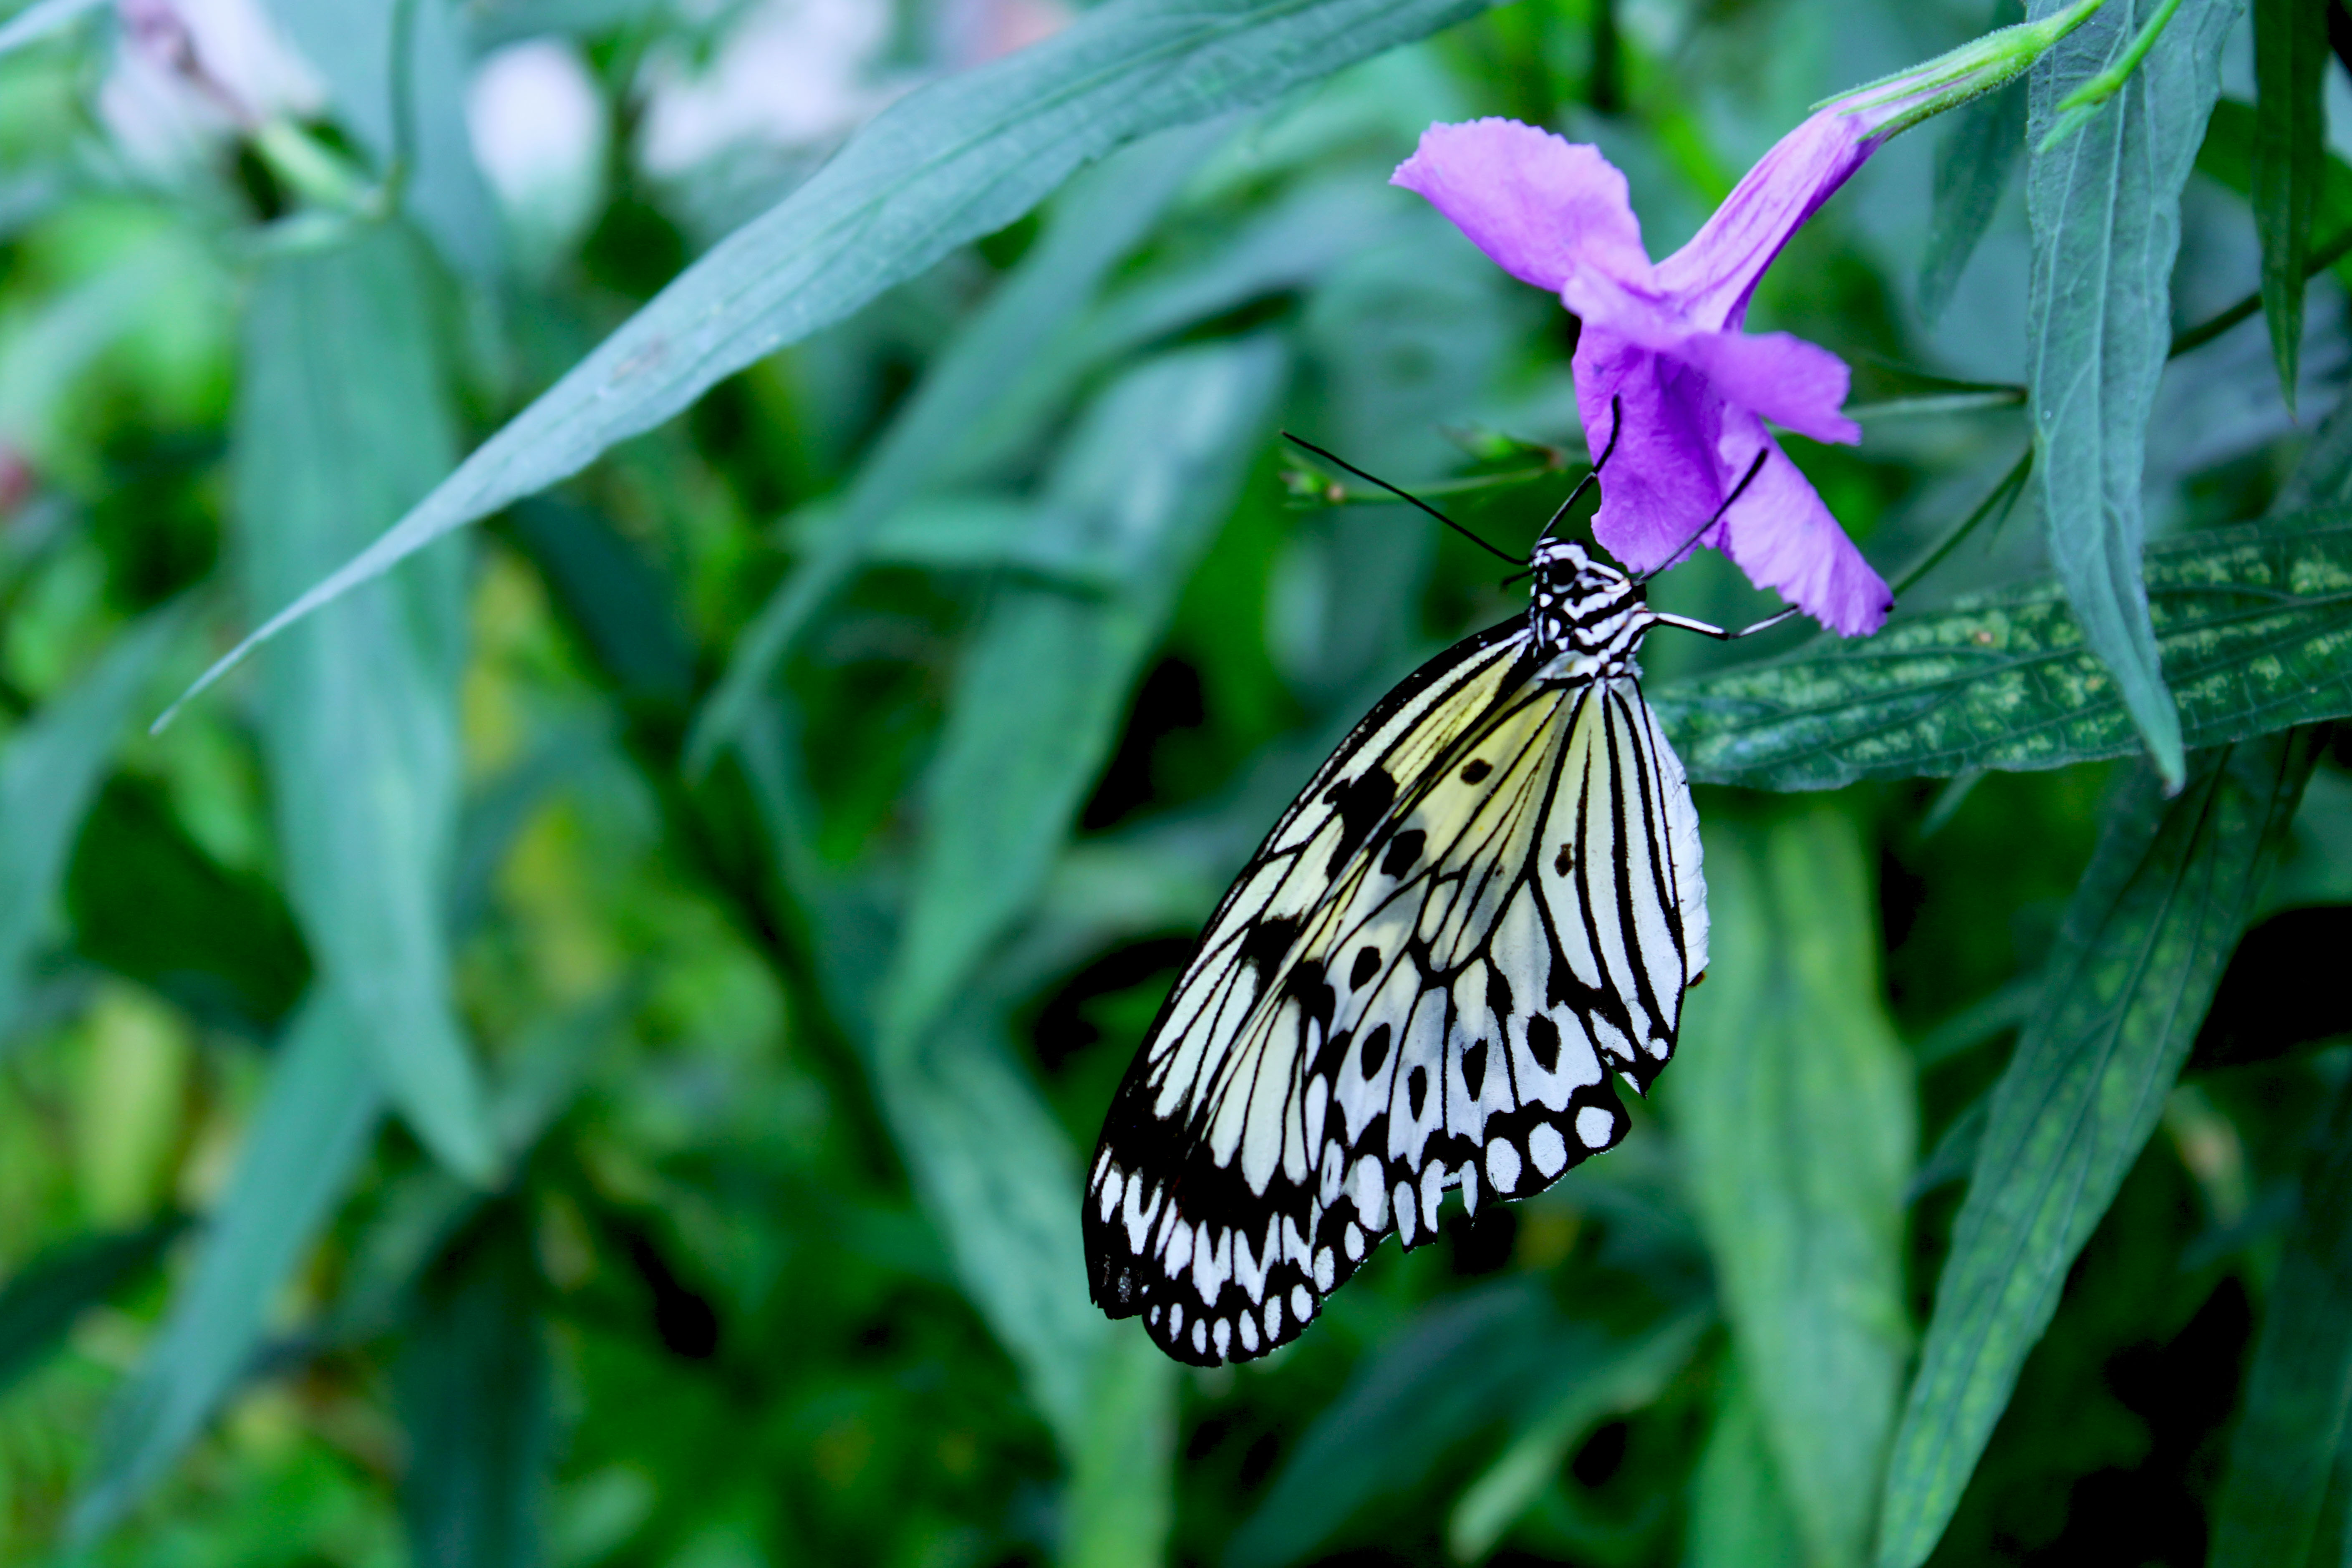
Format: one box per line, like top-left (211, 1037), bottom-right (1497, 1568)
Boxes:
top-left (1847, 388), bottom-right (2027, 421)
top-left (1888, 446), bottom-right (2035, 599)
top-left (2038, 0), bottom-right (2185, 153)
top-left (2168, 224), bottom-right (2352, 358)
top-left (1828, 0), bottom-right (2108, 142)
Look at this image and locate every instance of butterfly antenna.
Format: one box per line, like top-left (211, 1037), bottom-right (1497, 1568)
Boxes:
top-left (1536, 395), bottom-right (1623, 545)
top-left (1635, 447), bottom-right (1771, 586)
top-left (1280, 433), bottom-right (1522, 565)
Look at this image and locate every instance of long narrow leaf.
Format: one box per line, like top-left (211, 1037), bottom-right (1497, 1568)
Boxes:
top-left (396, 1216), bottom-right (552, 1568)
top-left (71, 991), bottom-right (384, 1538)
top-left (879, 1014), bottom-right (1108, 1454)
top-left (687, 121), bottom-right (1225, 773)
top-left (1444, 1309), bottom-right (1710, 1560)
top-left (0, 1216), bottom-right (187, 1399)
top-left (0, 602), bottom-right (187, 1040)
top-left (1225, 1285), bottom-right (1575, 1568)
top-left (2022, 0), bottom-right (2239, 788)
top-left (1064, 1269), bottom-right (1179, 1568)
top-left (1686, 1364), bottom-right (1810, 1568)
top-left (1918, 0), bottom-right (2027, 323)
top-left (1872, 729), bottom-right (2320, 1568)
top-left (2195, 98), bottom-right (2352, 288)
top-left (1651, 504), bottom-right (2352, 790)
top-left (879, 338), bottom-right (1285, 1053)
top-left (237, 229), bottom-right (494, 1181)
top-left (2252, 0), bottom-right (2327, 402)
top-left (161, 0), bottom-right (1504, 725)
top-left (0, 0), bottom-right (102, 57)
top-left (1673, 804), bottom-right (1914, 1568)
top-left (2209, 1074), bottom-right (2352, 1567)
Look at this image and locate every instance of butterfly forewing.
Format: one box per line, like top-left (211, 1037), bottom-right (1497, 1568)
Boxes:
top-left (1084, 613), bottom-right (1711, 1367)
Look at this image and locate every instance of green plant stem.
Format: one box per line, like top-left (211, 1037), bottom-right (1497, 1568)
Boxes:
top-left (1847, 389), bottom-right (2027, 421)
top-left (1288, 464), bottom-right (1568, 507)
top-left (2039, 0), bottom-right (2186, 151)
top-left (2170, 224), bottom-right (2352, 358)
top-left (1888, 446), bottom-right (2035, 600)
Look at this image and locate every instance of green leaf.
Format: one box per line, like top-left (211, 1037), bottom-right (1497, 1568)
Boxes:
top-left (67, 776), bottom-right (311, 1035)
top-left (873, 1013), bottom-right (1125, 1448)
top-left (2022, 0), bottom-right (2239, 788)
top-left (259, 0), bottom-right (502, 279)
top-left (169, 0), bottom-right (1503, 725)
top-left (1872, 729), bottom-right (2321, 1568)
top-left (72, 990), bottom-right (384, 1539)
top-left (2196, 98), bottom-right (2352, 287)
top-left (1906, 1092), bottom-right (1992, 1204)
top-left (500, 497), bottom-right (694, 705)
top-left (2253, 0), bottom-right (2328, 402)
top-left (1686, 1362), bottom-right (1810, 1568)
top-left (785, 495), bottom-right (1130, 585)
top-left (0, 602), bottom-right (188, 1041)
top-left (1650, 505), bottom-right (2352, 790)
top-left (878, 338), bottom-right (1285, 1053)
top-left (0, 1216), bottom-right (187, 1399)
top-left (687, 121), bottom-right (1226, 774)
top-left (1224, 1284), bottom-right (1575, 1568)
top-left (2208, 1073), bottom-right (2352, 1568)
top-left (1671, 804), bottom-right (1914, 1568)
top-left (1918, 0), bottom-right (2027, 323)
top-left (1443, 1308), bottom-right (1710, 1561)
top-left (1064, 1312), bottom-right (1180, 1568)
top-left (0, 0), bottom-right (103, 58)
top-left (396, 1212), bottom-right (552, 1568)
top-left (237, 228), bottom-right (496, 1182)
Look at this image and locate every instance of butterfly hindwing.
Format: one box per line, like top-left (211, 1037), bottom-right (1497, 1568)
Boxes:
top-left (1083, 617), bottom-right (1709, 1366)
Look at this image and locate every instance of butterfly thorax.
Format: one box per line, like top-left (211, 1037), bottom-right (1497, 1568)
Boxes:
top-left (1528, 538), bottom-right (1651, 683)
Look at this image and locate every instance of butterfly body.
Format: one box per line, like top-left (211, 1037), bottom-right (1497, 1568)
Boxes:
top-left (1084, 536), bottom-right (1709, 1367)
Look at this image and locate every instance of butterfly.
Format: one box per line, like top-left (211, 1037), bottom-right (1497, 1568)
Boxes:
top-left (1081, 426), bottom-right (1790, 1367)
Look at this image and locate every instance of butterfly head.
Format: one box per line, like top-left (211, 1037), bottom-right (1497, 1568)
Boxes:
top-left (1528, 538), bottom-right (1651, 680)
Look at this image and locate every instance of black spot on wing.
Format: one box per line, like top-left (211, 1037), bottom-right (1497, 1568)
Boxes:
top-left (1323, 768), bottom-right (1399, 877)
top-left (1361, 1023), bottom-right (1392, 1077)
top-left (1407, 1064), bottom-right (1429, 1121)
top-left (1381, 829), bottom-right (1427, 878)
top-left (1350, 945), bottom-right (1382, 991)
top-left (1239, 915), bottom-right (1301, 976)
top-left (1462, 1038), bottom-right (1488, 1098)
top-left (1526, 1013), bottom-right (1560, 1074)
top-left (1460, 759), bottom-right (1492, 784)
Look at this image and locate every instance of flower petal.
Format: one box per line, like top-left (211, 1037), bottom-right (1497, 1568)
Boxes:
top-left (1392, 118), bottom-right (1653, 295)
top-left (1562, 271), bottom-right (1858, 444)
top-left (1652, 107), bottom-right (1872, 330)
top-left (1677, 328), bottom-right (1858, 445)
top-left (1574, 329), bottom-right (1724, 573)
top-left (1712, 409), bottom-right (1892, 635)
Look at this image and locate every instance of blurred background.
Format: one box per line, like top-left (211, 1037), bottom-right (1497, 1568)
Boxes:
top-left (0, 0), bottom-right (2348, 1565)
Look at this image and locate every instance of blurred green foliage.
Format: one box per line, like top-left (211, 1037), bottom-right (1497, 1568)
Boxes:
top-left (1, 1), bottom-right (2351, 1566)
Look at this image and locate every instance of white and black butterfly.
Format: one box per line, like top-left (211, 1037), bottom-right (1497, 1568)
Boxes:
top-left (1082, 434), bottom-right (1788, 1367)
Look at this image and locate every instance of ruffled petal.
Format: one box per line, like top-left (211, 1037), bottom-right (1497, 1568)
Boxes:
top-left (1652, 108), bottom-right (1873, 330)
top-left (1562, 271), bottom-right (1858, 444)
top-left (1677, 328), bottom-right (1859, 445)
top-left (1712, 408), bottom-right (1892, 635)
top-left (1573, 329), bottom-right (1725, 573)
top-left (1393, 118), bottom-right (1654, 295)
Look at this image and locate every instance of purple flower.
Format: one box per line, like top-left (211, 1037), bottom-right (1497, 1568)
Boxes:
top-left (1395, 111), bottom-right (1896, 635)
top-left (1392, 1), bottom-right (2110, 634)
